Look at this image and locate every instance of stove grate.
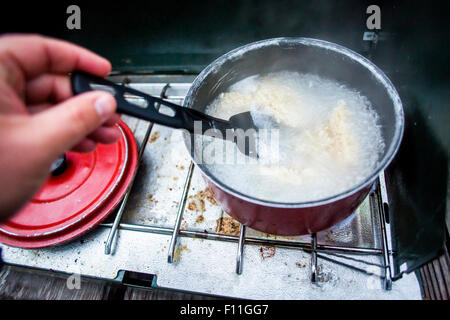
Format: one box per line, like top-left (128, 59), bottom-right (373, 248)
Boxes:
top-left (99, 79), bottom-right (395, 290)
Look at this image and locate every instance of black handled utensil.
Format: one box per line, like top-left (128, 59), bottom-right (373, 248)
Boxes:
top-left (71, 71), bottom-right (258, 158)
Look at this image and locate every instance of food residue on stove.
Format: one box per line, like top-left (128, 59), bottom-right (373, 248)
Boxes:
top-left (259, 246), bottom-right (276, 260)
top-left (146, 194), bottom-right (158, 204)
top-left (295, 262), bottom-right (306, 268)
top-left (203, 189), bottom-right (218, 206)
top-left (216, 217), bottom-right (240, 235)
top-left (195, 215), bottom-right (204, 223)
top-left (149, 131), bottom-right (160, 143)
top-left (186, 188), bottom-right (218, 214)
top-left (173, 244), bottom-right (189, 262)
top-left (188, 200), bottom-right (199, 211)
top-left (193, 189), bottom-right (218, 207)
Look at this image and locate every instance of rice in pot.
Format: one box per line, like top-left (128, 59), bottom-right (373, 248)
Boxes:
top-left (195, 71), bottom-right (384, 203)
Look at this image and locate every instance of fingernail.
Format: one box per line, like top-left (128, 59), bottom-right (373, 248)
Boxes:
top-left (94, 94), bottom-right (116, 120)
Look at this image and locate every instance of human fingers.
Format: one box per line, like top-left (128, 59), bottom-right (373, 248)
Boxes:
top-left (25, 74), bottom-right (72, 104)
top-left (30, 91), bottom-right (116, 160)
top-left (0, 34), bottom-right (111, 81)
top-left (87, 125), bottom-right (122, 145)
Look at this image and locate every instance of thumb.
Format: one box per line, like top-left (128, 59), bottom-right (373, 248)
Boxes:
top-left (32, 91), bottom-right (117, 158)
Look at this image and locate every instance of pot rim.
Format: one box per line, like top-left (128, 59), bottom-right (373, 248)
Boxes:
top-left (183, 37), bottom-right (404, 209)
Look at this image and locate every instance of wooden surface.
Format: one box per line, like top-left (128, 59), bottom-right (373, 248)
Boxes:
top-left (0, 265), bottom-right (219, 300)
top-left (1, 245), bottom-right (448, 300)
top-left (418, 242), bottom-right (449, 300)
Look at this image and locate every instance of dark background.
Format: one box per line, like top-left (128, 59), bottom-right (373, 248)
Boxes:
top-left (0, 0), bottom-right (448, 277)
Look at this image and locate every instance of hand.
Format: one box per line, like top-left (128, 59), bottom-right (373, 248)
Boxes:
top-left (0, 34), bottom-right (121, 220)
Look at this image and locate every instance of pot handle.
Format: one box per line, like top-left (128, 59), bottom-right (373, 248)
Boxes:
top-left (71, 71), bottom-right (230, 134)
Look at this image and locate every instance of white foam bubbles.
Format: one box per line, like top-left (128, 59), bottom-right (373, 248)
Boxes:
top-left (197, 72), bottom-right (385, 203)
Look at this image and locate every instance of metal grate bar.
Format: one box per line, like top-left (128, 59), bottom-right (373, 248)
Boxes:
top-left (317, 253), bottom-right (385, 278)
top-left (310, 233), bottom-right (318, 283)
top-left (104, 84), bottom-right (170, 255)
top-left (318, 251), bottom-right (384, 267)
top-left (167, 162), bottom-right (195, 263)
top-left (99, 221), bottom-right (384, 255)
top-left (236, 224), bottom-right (246, 274)
top-left (377, 172), bottom-right (393, 290)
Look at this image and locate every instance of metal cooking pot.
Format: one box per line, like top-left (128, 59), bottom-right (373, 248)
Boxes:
top-left (183, 38), bottom-right (404, 235)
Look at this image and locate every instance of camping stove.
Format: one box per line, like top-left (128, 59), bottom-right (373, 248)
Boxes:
top-left (0, 74), bottom-right (421, 299)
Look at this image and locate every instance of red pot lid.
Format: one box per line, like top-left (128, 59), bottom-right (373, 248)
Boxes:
top-left (0, 120), bottom-right (138, 248)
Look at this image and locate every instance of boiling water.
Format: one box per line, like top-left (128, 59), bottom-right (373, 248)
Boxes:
top-left (195, 71), bottom-right (385, 203)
